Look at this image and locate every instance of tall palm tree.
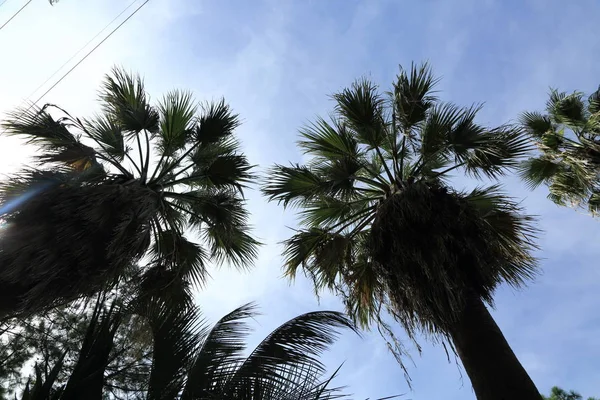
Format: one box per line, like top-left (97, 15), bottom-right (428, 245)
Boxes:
top-left (0, 67), bottom-right (259, 319)
top-left (262, 63), bottom-right (541, 400)
top-left (519, 85), bottom-right (600, 215)
top-left (15, 293), bottom-right (358, 400)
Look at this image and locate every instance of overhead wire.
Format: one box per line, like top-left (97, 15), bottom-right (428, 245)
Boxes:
top-left (30, 0), bottom-right (150, 106)
top-left (0, 0), bottom-right (33, 31)
top-left (1, 0), bottom-right (150, 135)
top-left (24, 0), bottom-right (139, 103)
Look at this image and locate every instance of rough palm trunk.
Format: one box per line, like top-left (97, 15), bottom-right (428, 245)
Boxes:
top-left (448, 292), bottom-right (542, 400)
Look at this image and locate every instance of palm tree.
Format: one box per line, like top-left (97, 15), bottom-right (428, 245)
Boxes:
top-left (0, 67), bottom-right (259, 319)
top-left (519, 85), bottom-right (600, 215)
top-left (262, 62), bottom-right (541, 400)
top-left (14, 293), bottom-right (358, 400)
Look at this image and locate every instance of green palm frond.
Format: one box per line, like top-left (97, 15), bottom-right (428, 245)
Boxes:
top-left (518, 157), bottom-right (561, 189)
top-left (548, 90), bottom-right (587, 127)
top-left (462, 125), bottom-right (532, 179)
top-left (156, 90), bottom-right (198, 157)
top-left (181, 303), bottom-right (256, 399)
top-left (150, 230), bottom-right (209, 287)
top-left (221, 310), bottom-right (357, 399)
top-left (519, 111), bottom-right (553, 138)
top-left (332, 79), bottom-right (386, 148)
top-left (299, 117), bottom-right (360, 160)
top-left (392, 62), bottom-right (439, 131)
top-left (100, 67), bottom-right (160, 135)
top-left (462, 185), bottom-right (538, 287)
top-left (165, 188), bottom-right (260, 268)
top-left (83, 114), bottom-right (127, 162)
top-left (2, 104), bottom-right (98, 171)
top-left (589, 86), bottom-right (600, 114)
top-left (195, 99), bottom-right (241, 143)
top-left (263, 165), bottom-right (331, 208)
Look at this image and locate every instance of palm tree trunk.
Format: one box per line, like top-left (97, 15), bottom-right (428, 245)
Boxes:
top-left (448, 293), bottom-right (542, 400)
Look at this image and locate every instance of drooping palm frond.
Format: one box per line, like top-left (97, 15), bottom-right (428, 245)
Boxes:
top-left (180, 303), bottom-right (256, 399)
top-left (520, 85), bottom-right (600, 215)
top-left (0, 67), bottom-right (259, 318)
top-left (220, 309), bottom-right (358, 399)
top-left (263, 62), bottom-right (538, 350)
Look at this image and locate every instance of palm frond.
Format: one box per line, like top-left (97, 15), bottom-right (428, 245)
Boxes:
top-left (150, 229), bottom-right (209, 287)
top-left (2, 104), bottom-right (98, 171)
top-left (462, 125), bottom-right (533, 179)
top-left (156, 90), bottom-right (198, 157)
top-left (299, 196), bottom-right (374, 228)
top-left (393, 62), bottom-right (439, 131)
top-left (549, 91), bottom-right (587, 127)
top-left (163, 189), bottom-right (259, 269)
top-left (518, 157), bottom-right (561, 189)
top-left (195, 99), bottom-right (241, 144)
top-left (222, 311), bottom-right (357, 398)
top-left (298, 117), bottom-right (360, 160)
top-left (463, 185), bottom-right (539, 287)
top-left (100, 67), bottom-right (159, 135)
top-left (190, 153), bottom-right (254, 190)
top-left (282, 229), bottom-right (344, 288)
top-left (588, 86), bottom-right (600, 114)
top-left (417, 102), bottom-right (463, 165)
top-left (181, 303), bottom-right (257, 399)
top-left (262, 165), bottom-right (330, 208)
top-left (83, 114), bottom-right (127, 162)
top-left (333, 79), bottom-right (386, 148)
top-left (519, 111), bottom-right (553, 138)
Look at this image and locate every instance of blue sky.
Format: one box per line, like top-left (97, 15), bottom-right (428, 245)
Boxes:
top-left (1, 0), bottom-right (599, 398)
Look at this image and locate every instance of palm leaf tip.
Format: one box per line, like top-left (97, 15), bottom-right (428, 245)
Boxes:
top-left (100, 66), bottom-right (160, 134)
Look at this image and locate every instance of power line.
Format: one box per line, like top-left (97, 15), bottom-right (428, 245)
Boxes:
top-left (0, 0), bottom-right (10, 9)
top-left (1, 0), bottom-right (150, 135)
top-left (31, 0), bottom-right (150, 106)
top-left (0, 0), bottom-right (33, 31)
top-left (25, 0), bottom-right (139, 102)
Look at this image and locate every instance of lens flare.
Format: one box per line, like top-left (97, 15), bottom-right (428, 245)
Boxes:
top-left (0, 181), bottom-right (54, 217)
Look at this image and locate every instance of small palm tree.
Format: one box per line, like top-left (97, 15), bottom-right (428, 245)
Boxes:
top-left (15, 295), bottom-right (358, 400)
top-left (519, 86), bottom-right (600, 215)
top-left (0, 67), bottom-right (259, 319)
top-left (263, 63), bottom-right (541, 400)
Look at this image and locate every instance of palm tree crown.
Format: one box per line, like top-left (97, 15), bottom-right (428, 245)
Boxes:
top-left (0, 67), bottom-right (259, 318)
top-left (519, 85), bottom-right (600, 215)
top-left (262, 62), bottom-right (537, 351)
